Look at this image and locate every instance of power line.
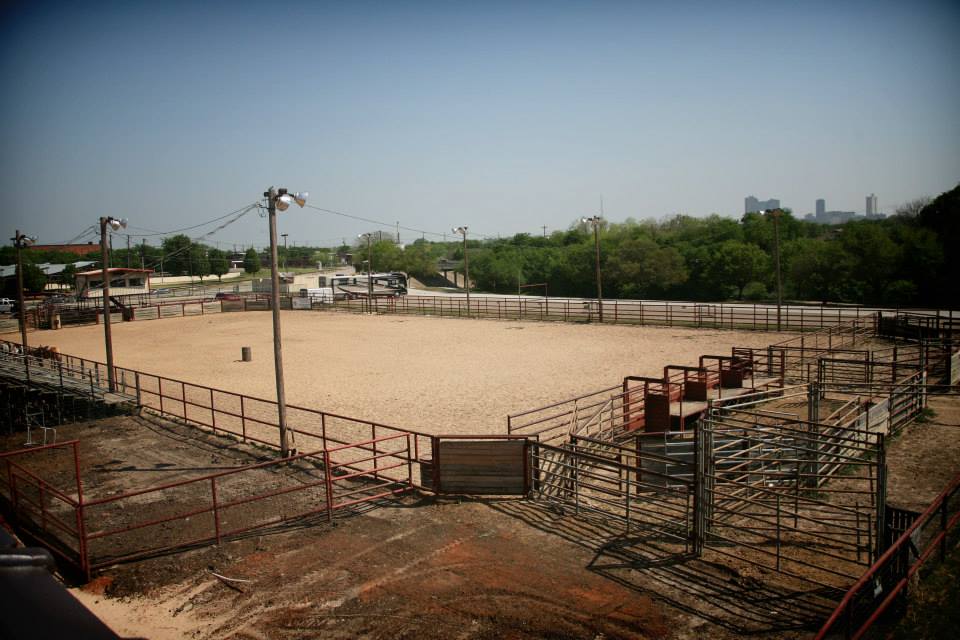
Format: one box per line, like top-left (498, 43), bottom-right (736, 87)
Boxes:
top-left (303, 203), bottom-right (498, 241)
top-left (122, 202), bottom-right (261, 238)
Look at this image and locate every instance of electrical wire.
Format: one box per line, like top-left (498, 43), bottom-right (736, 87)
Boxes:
top-left (121, 202), bottom-right (261, 238)
top-left (303, 203), bottom-right (497, 241)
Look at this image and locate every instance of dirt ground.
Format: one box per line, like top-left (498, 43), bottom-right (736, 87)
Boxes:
top-left (2, 311), bottom-right (787, 435)
top-left (5, 313), bottom-right (959, 639)
top-left (884, 395), bottom-right (960, 512)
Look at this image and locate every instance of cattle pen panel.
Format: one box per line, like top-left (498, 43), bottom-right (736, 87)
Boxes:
top-left (531, 438), bottom-right (695, 549)
top-left (0, 441), bottom-right (86, 572)
top-left (815, 471), bottom-right (960, 640)
top-left (700, 406), bottom-right (886, 590)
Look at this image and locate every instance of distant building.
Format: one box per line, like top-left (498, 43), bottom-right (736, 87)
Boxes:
top-left (816, 199), bottom-right (825, 217)
top-left (745, 195), bottom-right (780, 214)
top-left (866, 193), bottom-right (878, 216)
top-left (75, 268), bottom-right (152, 298)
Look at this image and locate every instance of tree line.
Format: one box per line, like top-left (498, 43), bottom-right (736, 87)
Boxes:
top-left (366, 183), bottom-right (958, 309)
top-left (4, 183), bottom-right (957, 308)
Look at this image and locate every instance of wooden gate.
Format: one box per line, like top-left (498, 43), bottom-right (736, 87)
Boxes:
top-left (431, 436), bottom-right (530, 495)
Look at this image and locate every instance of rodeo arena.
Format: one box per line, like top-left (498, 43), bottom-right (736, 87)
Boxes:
top-left (1, 285), bottom-right (958, 639)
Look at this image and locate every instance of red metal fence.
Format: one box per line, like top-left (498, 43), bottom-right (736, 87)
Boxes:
top-left (814, 470), bottom-right (960, 640)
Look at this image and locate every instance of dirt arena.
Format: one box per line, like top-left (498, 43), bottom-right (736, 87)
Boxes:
top-left (5, 311), bottom-right (788, 435)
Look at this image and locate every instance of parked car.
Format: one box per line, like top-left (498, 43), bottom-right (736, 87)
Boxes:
top-left (215, 292), bottom-right (241, 301)
top-left (0, 298), bottom-right (15, 313)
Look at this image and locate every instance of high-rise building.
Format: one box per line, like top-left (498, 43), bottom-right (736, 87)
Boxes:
top-left (816, 199), bottom-right (825, 217)
top-left (866, 193), bottom-right (878, 217)
top-left (745, 196), bottom-right (780, 214)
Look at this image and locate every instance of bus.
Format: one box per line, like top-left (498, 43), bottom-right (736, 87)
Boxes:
top-left (301, 271), bottom-right (409, 302)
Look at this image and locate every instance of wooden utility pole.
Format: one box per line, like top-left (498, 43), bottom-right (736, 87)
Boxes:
top-left (99, 217), bottom-right (116, 392)
top-left (13, 231), bottom-right (31, 382)
top-left (766, 209), bottom-right (784, 332)
top-left (265, 187), bottom-right (290, 457)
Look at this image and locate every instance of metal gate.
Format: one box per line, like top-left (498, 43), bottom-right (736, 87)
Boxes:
top-left (698, 407), bottom-right (885, 589)
top-left (531, 435), bottom-right (696, 549)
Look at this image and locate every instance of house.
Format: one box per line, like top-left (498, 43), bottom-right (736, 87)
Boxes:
top-left (75, 268), bottom-right (152, 298)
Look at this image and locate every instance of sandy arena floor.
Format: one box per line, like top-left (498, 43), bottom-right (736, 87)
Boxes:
top-left (5, 311), bottom-right (787, 435)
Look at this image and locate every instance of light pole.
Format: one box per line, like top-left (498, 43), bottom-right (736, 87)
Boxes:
top-left (281, 233), bottom-right (288, 271)
top-left (11, 231), bottom-right (36, 381)
top-left (761, 209), bottom-right (784, 331)
top-left (581, 215), bottom-right (604, 322)
top-left (359, 233), bottom-right (374, 299)
top-left (264, 187), bottom-right (308, 457)
top-left (452, 226), bottom-right (470, 316)
top-left (99, 216), bottom-right (127, 392)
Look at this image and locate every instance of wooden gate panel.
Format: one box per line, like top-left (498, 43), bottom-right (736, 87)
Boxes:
top-left (437, 440), bottom-right (528, 495)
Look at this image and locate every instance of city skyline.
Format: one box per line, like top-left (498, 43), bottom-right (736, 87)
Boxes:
top-left (1, 1), bottom-right (958, 246)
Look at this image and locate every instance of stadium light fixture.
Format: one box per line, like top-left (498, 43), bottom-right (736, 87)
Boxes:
top-left (263, 186), bottom-right (308, 457)
top-left (359, 233), bottom-right (374, 299)
top-left (581, 215), bottom-right (604, 322)
top-left (11, 231), bottom-right (36, 382)
top-left (451, 226), bottom-right (470, 315)
top-left (761, 209), bottom-right (785, 331)
top-left (99, 216), bottom-right (128, 392)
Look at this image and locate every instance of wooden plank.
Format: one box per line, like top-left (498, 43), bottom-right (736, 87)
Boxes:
top-left (437, 440), bottom-right (527, 495)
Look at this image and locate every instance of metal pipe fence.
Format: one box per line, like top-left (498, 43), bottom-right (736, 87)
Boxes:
top-left (325, 295), bottom-right (901, 332)
top-left (814, 471), bottom-right (960, 640)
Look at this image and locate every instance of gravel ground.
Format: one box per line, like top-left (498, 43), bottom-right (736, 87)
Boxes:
top-left (5, 311), bottom-right (788, 435)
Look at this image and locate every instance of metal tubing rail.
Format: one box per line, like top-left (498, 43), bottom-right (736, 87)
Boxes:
top-left (81, 447), bottom-right (328, 507)
top-left (814, 470), bottom-right (960, 640)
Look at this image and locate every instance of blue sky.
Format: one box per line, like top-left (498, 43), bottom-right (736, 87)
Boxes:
top-left (1, 0), bottom-right (958, 249)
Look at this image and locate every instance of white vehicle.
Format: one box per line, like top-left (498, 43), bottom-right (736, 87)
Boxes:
top-left (0, 298), bottom-right (15, 313)
top-left (299, 287), bottom-right (334, 304)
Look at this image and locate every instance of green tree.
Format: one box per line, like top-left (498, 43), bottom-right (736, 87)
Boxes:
top-left (208, 248), bottom-right (229, 281)
top-left (400, 242), bottom-right (436, 279)
top-left (190, 244), bottom-right (210, 281)
top-left (20, 262), bottom-right (47, 294)
top-left (243, 247), bottom-right (261, 274)
top-left (707, 240), bottom-right (769, 300)
top-left (838, 222), bottom-right (901, 304)
top-left (606, 237), bottom-right (688, 298)
top-left (161, 234), bottom-right (193, 275)
top-left (785, 238), bottom-right (852, 303)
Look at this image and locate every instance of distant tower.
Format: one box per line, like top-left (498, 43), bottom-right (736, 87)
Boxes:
top-left (816, 199), bottom-right (825, 218)
top-left (745, 195), bottom-right (760, 214)
top-left (866, 193), bottom-right (878, 216)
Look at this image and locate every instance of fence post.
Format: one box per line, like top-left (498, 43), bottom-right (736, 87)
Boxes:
top-left (239, 395), bottom-right (246, 441)
top-left (135, 372), bottom-right (141, 407)
top-left (209, 387), bottom-right (216, 433)
top-left (775, 493), bottom-right (781, 570)
top-left (211, 477), bottom-right (221, 545)
top-left (324, 450), bottom-right (335, 522)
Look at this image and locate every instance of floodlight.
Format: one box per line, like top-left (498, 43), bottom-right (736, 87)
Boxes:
top-left (293, 192), bottom-right (308, 207)
top-left (276, 194), bottom-right (294, 211)
top-left (24, 236), bottom-right (37, 246)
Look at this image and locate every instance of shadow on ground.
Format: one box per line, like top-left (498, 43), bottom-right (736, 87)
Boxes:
top-left (487, 499), bottom-right (840, 635)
